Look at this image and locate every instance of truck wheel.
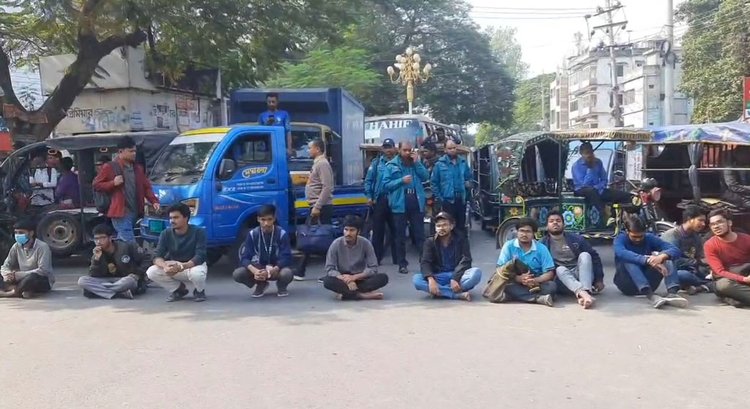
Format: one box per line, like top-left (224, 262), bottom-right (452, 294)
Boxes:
top-left (38, 213), bottom-right (82, 257)
top-left (496, 220), bottom-right (518, 249)
top-left (206, 248), bottom-right (224, 266)
top-left (229, 226), bottom-right (250, 266)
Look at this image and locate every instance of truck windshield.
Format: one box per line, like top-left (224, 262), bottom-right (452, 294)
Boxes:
top-left (150, 138), bottom-right (220, 181)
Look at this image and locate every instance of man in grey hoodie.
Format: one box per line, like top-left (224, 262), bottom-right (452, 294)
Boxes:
top-left (0, 218), bottom-right (54, 299)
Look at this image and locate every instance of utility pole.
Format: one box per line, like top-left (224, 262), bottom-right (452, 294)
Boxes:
top-left (590, 0), bottom-right (627, 127)
top-left (541, 79), bottom-right (547, 131)
top-left (664, 0), bottom-right (674, 125)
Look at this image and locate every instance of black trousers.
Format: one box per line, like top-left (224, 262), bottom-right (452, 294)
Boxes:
top-left (296, 204), bottom-right (334, 277)
top-left (441, 199), bottom-right (467, 236)
top-left (322, 273), bottom-right (389, 300)
top-left (3, 273), bottom-right (51, 295)
top-left (391, 211), bottom-right (425, 269)
top-left (574, 187), bottom-right (632, 215)
top-left (371, 196), bottom-right (398, 264)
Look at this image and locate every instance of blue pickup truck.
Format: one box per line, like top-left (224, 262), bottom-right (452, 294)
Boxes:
top-left (139, 88), bottom-right (369, 264)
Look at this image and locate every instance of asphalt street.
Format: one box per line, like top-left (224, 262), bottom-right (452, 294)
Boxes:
top-left (1, 228), bottom-right (748, 409)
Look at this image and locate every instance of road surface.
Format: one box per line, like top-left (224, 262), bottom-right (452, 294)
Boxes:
top-left (1, 230), bottom-right (747, 409)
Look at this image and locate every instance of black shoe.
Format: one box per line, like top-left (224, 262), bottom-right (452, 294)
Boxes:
top-left (166, 284), bottom-right (189, 302)
top-left (317, 276), bottom-right (326, 283)
top-left (83, 289), bottom-right (98, 299)
top-left (193, 289), bottom-right (206, 302)
top-left (398, 266), bottom-right (409, 275)
top-left (251, 282), bottom-right (269, 298)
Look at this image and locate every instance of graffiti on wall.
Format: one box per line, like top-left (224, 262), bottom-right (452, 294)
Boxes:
top-left (152, 104), bottom-right (177, 129)
top-left (67, 106), bottom-right (130, 132)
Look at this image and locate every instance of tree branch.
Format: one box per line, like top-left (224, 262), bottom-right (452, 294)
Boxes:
top-left (0, 42), bottom-right (24, 111)
top-left (98, 30), bottom-right (148, 56)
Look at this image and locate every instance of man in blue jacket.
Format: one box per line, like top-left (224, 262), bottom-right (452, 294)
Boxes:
top-left (232, 204), bottom-right (294, 298)
top-left (541, 210), bottom-right (604, 309)
top-left (258, 92), bottom-right (293, 157)
top-left (383, 140), bottom-right (430, 274)
top-left (572, 142), bottom-right (631, 220)
top-left (364, 138), bottom-right (398, 265)
top-left (431, 140), bottom-right (472, 236)
top-left (613, 217), bottom-right (688, 309)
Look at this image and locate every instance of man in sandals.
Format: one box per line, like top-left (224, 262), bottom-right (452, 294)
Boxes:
top-left (540, 210), bottom-right (604, 309)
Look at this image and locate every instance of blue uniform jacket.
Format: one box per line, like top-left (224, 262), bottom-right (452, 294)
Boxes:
top-left (382, 155), bottom-right (429, 214)
top-left (364, 155), bottom-right (390, 201)
top-left (431, 154), bottom-right (472, 203)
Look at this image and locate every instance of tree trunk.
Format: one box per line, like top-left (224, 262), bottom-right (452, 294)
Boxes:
top-left (1, 28), bottom-right (147, 142)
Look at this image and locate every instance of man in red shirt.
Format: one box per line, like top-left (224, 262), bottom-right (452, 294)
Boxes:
top-left (703, 209), bottom-right (750, 307)
top-left (93, 137), bottom-right (159, 241)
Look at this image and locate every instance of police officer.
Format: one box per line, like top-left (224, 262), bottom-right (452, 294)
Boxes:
top-left (364, 138), bottom-right (398, 265)
top-left (431, 140), bottom-right (472, 236)
top-left (383, 141), bottom-right (429, 275)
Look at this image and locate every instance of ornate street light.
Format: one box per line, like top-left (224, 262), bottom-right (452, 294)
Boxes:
top-left (386, 46), bottom-right (432, 114)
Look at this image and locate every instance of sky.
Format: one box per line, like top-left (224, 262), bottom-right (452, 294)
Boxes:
top-left (468, 0), bottom-right (687, 78)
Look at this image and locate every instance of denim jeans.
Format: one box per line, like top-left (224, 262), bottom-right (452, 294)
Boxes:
top-left (413, 268), bottom-right (482, 299)
top-left (614, 261), bottom-right (680, 296)
top-left (677, 269), bottom-right (709, 288)
top-left (504, 281), bottom-right (557, 302)
top-left (111, 213), bottom-right (136, 242)
top-left (555, 252), bottom-right (594, 295)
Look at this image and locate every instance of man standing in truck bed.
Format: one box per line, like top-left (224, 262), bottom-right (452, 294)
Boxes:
top-left (258, 92), bottom-right (293, 157)
top-left (295, 138), bottom-right (335, 281)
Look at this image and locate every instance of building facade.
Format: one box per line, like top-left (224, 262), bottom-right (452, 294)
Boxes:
top-left (40, 46), bottom-right (222, 136)
top-left (549, 40), bottom-right (691, 130)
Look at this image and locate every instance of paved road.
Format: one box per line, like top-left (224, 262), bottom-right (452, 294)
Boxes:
top-left (1, 229), bottom-right (748, 409)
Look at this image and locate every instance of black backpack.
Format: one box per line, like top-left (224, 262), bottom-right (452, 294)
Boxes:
top-left (94, 161), bottom-right (122, 214)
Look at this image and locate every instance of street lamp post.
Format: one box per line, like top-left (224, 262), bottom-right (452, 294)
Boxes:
top-left (387, 47), bottom-right (432, 114)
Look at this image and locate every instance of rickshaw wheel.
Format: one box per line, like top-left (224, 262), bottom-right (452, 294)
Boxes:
top-left (496, 220), bottom-right (518, 249)
top-left (37, 213), bottom-right (81, 257)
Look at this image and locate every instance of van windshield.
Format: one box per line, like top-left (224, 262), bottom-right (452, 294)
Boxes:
top-left (150, 134), bottom-right (222, 183)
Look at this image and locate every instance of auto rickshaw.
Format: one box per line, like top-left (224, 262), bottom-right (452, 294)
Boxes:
top-left (0, 131), bottom-right (176, 259)
top-left (642, 122), bottom-right (750, 233)
top-left (490, 128), bottom-right (670, 247)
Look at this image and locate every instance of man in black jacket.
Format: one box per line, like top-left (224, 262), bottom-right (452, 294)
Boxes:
top-left (78, 224), bottom-right (148, 299)
top-left (412, 212), bottom-right (482, 301)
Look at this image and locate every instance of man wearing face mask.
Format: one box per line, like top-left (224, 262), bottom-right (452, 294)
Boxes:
top-left (613, 217), bottom-right (687, 309)
top-left (383, 140), bottom-right (430, 275)
top-left (0, 218), bottom-right (54, 299)
top-left (413, 212), bottom-right (481, 301)
top-left (431, 140), bottom-right (472, 236)
top-left (364, 138), bottom-right (398, 265)
top-left (322, 215), bottom-right (388, 300)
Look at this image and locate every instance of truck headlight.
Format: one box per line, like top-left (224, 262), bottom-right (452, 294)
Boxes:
top-left (181, 198), bottom-right (200, 216)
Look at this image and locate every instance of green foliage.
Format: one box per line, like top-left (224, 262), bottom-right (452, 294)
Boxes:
top-left (474, 73), bottom-right (555, 147)
top-left (267, 46), bottom-right (380, 101)
top-left (678, 0), bottom-right (750, 122)
top-left (487, 26), bottom-right (528, 81)
top-left (347, 0), bottom-right (515, 127)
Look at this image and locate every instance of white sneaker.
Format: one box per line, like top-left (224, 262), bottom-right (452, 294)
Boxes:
top-left (651, 295), bottom-right (667, 309)
top-left (663, 293), bottom-right (688, 308)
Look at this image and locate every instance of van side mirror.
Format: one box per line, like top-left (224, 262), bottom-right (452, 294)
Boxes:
top-left (219, 159), bottom-right (236, 179)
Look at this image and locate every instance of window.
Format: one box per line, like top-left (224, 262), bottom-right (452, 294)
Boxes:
top-left (570, 100), bottom-right (578, 111)
top-left (589, 123), bottom-right (598, 129)
top-left (617, 93), bottom-right (624, 106)
top-left (589, 94), bottom-right (598, 109)
top-left (230, 133), bottom-right (272, 167)
top-left (616, 64), bottom-right (625, 77)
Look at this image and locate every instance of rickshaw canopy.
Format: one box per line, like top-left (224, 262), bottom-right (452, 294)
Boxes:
top-left (645, 122), bottom-right (750, 145)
